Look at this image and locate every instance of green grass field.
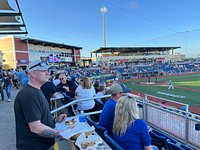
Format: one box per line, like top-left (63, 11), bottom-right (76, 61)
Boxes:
top-left (124, 73), bottom-right (200, 108)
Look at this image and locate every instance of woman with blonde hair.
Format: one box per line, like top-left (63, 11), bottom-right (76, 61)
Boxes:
top-left (75, 76), bottom-right (96, 111)
top-left (113, 95), bottom-right (157, 150)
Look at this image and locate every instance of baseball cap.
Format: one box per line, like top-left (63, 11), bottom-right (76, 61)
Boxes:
top-left (28, 60), bottom-right (49, 72)
top-left (110, 83), bottom-right (132, 94)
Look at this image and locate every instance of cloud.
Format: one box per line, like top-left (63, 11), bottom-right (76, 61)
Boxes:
top-left (130, 1), bottom-right (140, 9)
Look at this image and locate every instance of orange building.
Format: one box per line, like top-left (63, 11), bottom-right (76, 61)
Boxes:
top-left (0, 35), bottom-right (82, 69)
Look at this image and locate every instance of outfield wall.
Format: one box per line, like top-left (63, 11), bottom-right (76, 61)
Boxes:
top-left (131, 90), bottom-right (200, 115)
top-left (120, 72), bottom-right (200, 115)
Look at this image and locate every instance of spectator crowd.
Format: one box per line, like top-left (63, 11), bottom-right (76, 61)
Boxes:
top-left (1, 59), bottom-right (200, 149)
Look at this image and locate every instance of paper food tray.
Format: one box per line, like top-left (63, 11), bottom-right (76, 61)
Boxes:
top-left (75, 132), bottom-right (103, 150)
top-left (55, 118), bottom-right (78, 130)
top-left (59, 124), bottom-right (95, 140)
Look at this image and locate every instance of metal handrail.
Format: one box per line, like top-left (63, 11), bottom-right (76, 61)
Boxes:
top-left (50, 94), bottom-right (111, 114)
top-left (84, 110), bottom-right (102, 116)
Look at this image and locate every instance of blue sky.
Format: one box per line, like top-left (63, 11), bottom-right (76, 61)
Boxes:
top-left (8, 0), bottom-right (200, 57)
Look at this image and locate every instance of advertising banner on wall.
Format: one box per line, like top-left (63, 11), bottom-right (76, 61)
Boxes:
top-left (48, 55), bottom-right (60, 63)
top-left (19, 59), bottom-right (28, 64)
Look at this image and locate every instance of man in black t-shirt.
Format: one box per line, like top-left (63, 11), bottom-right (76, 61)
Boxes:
top-left (41, 81), bottom-right (57, 110)
top-left (14, 60), bottom-right (67, 150)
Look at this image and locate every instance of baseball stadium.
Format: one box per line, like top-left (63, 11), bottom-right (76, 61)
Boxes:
top-left (125, 73), bottom-right (200, 114)
top-left (89, 47), bottom-right (200, 149)
top-left (1, 0), bottom-right (200, 150)
top-left (93, 47), bottom-right (200, 113)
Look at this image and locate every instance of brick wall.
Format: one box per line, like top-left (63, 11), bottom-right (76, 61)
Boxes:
top-left (0, 36), bottom-right (15, 68)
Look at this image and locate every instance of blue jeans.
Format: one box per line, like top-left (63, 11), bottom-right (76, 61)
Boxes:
top-left (0, 88), bottom-right (4, 100)
top-left (5, 84), bottom-right (11, 99)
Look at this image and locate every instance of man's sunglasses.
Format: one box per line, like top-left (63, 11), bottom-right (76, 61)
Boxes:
top-left (30, 61), bottom-right (48, 70)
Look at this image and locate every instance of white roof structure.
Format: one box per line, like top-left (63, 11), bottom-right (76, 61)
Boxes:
top-left (0, 0), bottom-right (28, 35)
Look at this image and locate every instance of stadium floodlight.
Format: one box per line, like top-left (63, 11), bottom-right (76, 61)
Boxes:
top-left (100, 7), bottom-right (107, 48)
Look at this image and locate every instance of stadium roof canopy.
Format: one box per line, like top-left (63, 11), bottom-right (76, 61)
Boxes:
top-left (22, 38), bottom-right (82, 50)
top-left (0, 0), bottom-right (28, 35)
top-left (92, 46), bottom-right (181, 53)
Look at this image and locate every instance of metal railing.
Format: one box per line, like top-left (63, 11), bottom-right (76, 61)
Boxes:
top-left (136, 95), bottom-right (200, 149)
top-left (51, 94), bottom-right (200, 149)
top-left (50, 94), bottom-right (111, 114)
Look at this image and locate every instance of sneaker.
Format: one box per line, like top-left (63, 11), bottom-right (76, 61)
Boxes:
top-left (7, 99), bottom-right (11, 102)
top-left (1, 99), bottom-right (4, 101)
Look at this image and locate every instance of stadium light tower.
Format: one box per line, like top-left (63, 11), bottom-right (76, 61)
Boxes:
top-left (100, 7), bottom-right (107, 47)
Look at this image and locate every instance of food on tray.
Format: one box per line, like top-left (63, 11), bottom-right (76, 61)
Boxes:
top-left (65, 118), bottom-right (77, 126)
top-left (81, 143), bottom-right (88, 149)
top-left (76, 133), bottom-right (102, 149)
top-left (81, 142), bottom-right (96, 149)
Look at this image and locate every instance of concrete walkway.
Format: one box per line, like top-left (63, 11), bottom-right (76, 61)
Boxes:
top-left (0, 88), bottom-right (20, 150)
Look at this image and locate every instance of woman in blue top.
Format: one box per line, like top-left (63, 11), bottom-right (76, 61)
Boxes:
top-left (113, 94), bottom-right (156, 150)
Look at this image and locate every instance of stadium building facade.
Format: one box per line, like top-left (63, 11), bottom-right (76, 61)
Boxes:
top-left (0, 35), bottom-right (82, 69)
top-left (92, 47), bottom-right (185, 63)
